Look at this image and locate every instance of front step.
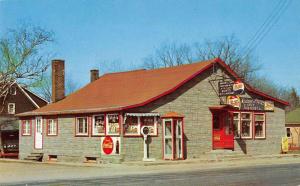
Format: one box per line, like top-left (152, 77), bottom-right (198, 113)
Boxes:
top-left (24, 153), bottom-right (43, 162)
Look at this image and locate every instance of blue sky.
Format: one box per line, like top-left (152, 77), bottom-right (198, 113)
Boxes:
top-left (0, 0), bottom-right (299, 91)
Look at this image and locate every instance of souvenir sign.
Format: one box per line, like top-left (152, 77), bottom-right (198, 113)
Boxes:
top-left (240, 98), bottom-right (274, 111)
top-left (227, 95), bottom-right (241, 108)
top-left (102, 136), bottom-right (114, 155)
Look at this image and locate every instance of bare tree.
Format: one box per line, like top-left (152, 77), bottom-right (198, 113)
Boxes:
top-left (0, 25), bottom-right (54, 102)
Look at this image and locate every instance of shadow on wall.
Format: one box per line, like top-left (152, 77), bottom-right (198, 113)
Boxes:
top-left (236, 138), bottom-right (247, 154)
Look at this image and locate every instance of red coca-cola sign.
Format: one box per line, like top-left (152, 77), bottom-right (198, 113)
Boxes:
top-left (102, 136), bottom-right (114, 155)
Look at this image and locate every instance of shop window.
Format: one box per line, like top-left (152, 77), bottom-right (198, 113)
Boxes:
top-left (254, 113), bottom-right (265, 138)
top-left (124, 116), bottom-right (140, 136)
top-left (140, 116), bottom-right (157, 135)
top-left (8, 103), bottom-right (15, 114)
top-left (106, 114), bottom-right (120, 135)
top-left (22, 120), bottom-right (31, 136)
top-left (92, 115), bottom-right (105, 136)
top-left (233, 112), bottom-right (240, 138)
top-left (286, 128), bottom-right (291, 138)
top-left (47, 119), bottom-right (57, 136)
top-left (241, 112), bottom-right (252, 139)
top-left (76, 117), bottom-right (88, 136)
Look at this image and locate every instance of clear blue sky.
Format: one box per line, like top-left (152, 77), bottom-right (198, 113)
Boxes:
top-left (0, 0), bottom-right (299, 91)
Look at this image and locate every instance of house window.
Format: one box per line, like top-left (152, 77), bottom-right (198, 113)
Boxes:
top-left (10, 86), bottom-right (16, 95)
top-left (124, 116), bottom-right (140, 135)
top-left (106, 114), bottom-right (120, 135)
top-left (241, 112), bottom-right (252, 139)
top-left (254, 113), bottom-right (265, 138)
top-left (22, 120), bottom-right (31, 136)
top-left (140, 116), bottom-right (157, 135)
top-left (76, 117), bottom-right (88, 136)
top-left (92, 115), bottom-right (105, 136)
top-left (8, 103), bottom-right (15, 114)
top-left (286, 128), bottom-right (291, 138)
top-left (233, 112), bottom-right (240, 138)
top-left (47, 119), bottom-right (57, 135)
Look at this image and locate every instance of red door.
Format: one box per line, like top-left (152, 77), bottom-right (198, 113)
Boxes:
top-left (212, 111), bottom-right (234, 149)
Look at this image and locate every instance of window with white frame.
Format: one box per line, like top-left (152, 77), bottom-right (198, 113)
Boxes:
top-left (106, 114), bottom-right (120, 135)
top-left (22, 120), bottom-right (31, 135)
top-left (8, 103), bottom-right (15, 114)
top-left (254, 113), bottom-right (265, 138)
top-left (92, 115), bottom-right (105, 135)
top-left (76, 117), bottom-right (88, 136)
top-left (233, 112), bottom-right (240, 138)
top-left (140, 116), bottom-right (157, 135)
top-left (241, 112), bottom-right (252, 138)
top-left (124, 116), bottom-right (140, 135)
top-left (47, 119), bottom-right (57, 135)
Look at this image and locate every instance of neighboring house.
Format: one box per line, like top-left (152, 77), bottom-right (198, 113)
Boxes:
top-left (285, 108), bottom-right (300, 150)
top-left (17, 58), bottom-right (288, 163)
top-left (0, 83), bottom-right (48, 158)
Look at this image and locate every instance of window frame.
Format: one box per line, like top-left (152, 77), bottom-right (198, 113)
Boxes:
top-left (240, 112), bottom-right (253, 139)
top-left (253, 113), bottom-right (266, 139)
top-left (233, 112), bottom-right (241, 139)
top-left (106, 114), bottom-right (120, 136)
top-left (8, 103), bottom-right (15, 114)
top-left (92, 114), bottom-right (106, 136)
top-left (124, 116), bottom-right (140, 136)
top-left (47, 119), bottom-right (58, 136)
top-left (140, 116), bottom-right (158, 136)
top-left (22, 120), bottom-right (31, 136)
top-left (75, 117), bottom-right (89, 136)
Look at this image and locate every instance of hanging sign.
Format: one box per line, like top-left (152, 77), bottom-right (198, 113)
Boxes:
top-left (219, 81), bottom-right (245, 96)
top-left (102, 136), bottom-right (114, 155)
top-left (227, 95), bottom-right (241, 108)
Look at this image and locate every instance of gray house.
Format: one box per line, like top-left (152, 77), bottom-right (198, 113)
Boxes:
top-left (17, 58), bottom-right (288, 163)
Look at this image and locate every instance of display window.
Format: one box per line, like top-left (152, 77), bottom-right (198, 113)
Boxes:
top-left (124, 116), bottom-right (140, 136)
top-left (92, 115), bottom-right (105, 136)
top-left (106, 114), bottom-right (120, 135)
top-left (254, 113), bottom-right (265, 139)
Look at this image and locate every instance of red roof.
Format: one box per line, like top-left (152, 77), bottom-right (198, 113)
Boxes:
top-left (18, 58), bottom-right (289, 116)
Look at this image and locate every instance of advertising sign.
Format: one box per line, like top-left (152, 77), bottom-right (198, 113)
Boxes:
top-left (281, 136), bottom-right (289, 153)
top-left (240, 98), bottom-right (275, 111)
top-left (219, 81), bottom-right (245, 96)
top-left (102, 136), bottom-right (114, 155)
top-left (227, 95), bottom-right (241, 108)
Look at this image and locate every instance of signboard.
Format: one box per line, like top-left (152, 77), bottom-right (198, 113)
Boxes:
top-left (102, 136), bottom-right (114, 155)
top-left (227, 95), bottom-right (241, 108)
top-left (219, 81), bottom-right (245, 96)
top-left (240, 98), bottom-right (274, 111)
top-left (281, 136), bottom-right (289, 153)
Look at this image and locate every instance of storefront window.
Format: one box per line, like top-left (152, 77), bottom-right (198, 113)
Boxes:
top-left (254, 113), bottom-right (265, 138)
top-left (241, 113), bottom-right (252, 138)
top-left (76, 117), bottom-right (88, 136)
top-left (124, 116), bottom-right (139, 135)
top-left (233, 112), bottom-right (240, 138)
top-left (141, 116), bottom-right (157, 135)
top-left (93, 115), bottom-right (105, 135)
top-left (106, 114), bottom-right (120, 135)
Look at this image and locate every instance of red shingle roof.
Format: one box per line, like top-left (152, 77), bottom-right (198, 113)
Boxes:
top-left (18, 58), bottom-right (289, 116)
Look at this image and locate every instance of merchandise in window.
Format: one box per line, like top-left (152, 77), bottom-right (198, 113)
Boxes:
top-left (241, 113), bottom-right (252, 138)
top-left (47, 119), bottom-right (57, 135)
top-left (76, 117), bottom-right (88, 135)
top-left (254, 114), bottom-right (265, 138)
top-left (93, 115), bottom-right (105, 135)
top-left (124, 116), bottom-right (139, 135)
top-left (141, 116), bottom-right (157, 135)
top-left (107, 114), bottom-right (120, 135)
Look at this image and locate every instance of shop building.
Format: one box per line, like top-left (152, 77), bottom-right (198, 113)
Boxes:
top-left (285, 108), bottom-right (300, 150)
top-left (17, 58), bottom-right (289, 163)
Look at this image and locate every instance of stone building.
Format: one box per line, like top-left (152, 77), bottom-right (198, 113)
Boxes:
top-left (17, 58), bottom-right (289, 163)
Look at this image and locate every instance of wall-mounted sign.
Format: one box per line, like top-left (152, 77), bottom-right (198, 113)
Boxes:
top-left (227, 95), bottom-right (241, 109)
top-left (102, 136), bottom-right (114, 155)
top-left (240, 98), bottom-right (274, 111)
top-left (281, 136), bottom-right (289, 153)
top-left (219, 81), bottom-right (245, 96)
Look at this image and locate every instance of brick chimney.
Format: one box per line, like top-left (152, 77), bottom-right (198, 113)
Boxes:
top-left (52, 59), bottom-right (65, 103)
top-left (90, 69), bottom-right (99, 82)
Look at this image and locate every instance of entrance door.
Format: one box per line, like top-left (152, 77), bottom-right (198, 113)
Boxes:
top-left (163, 119), bottom-right (184, 160)
top-left (35, 117), bottom-right (43, 149)
top-left (212, 111), bottom-right (234, 149)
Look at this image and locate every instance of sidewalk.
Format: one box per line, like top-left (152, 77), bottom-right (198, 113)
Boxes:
top-left (0, 154), bottom-right (300, 184)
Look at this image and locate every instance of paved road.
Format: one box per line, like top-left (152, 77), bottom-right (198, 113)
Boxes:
top-left (9, 163), bottom-right (300, 186)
